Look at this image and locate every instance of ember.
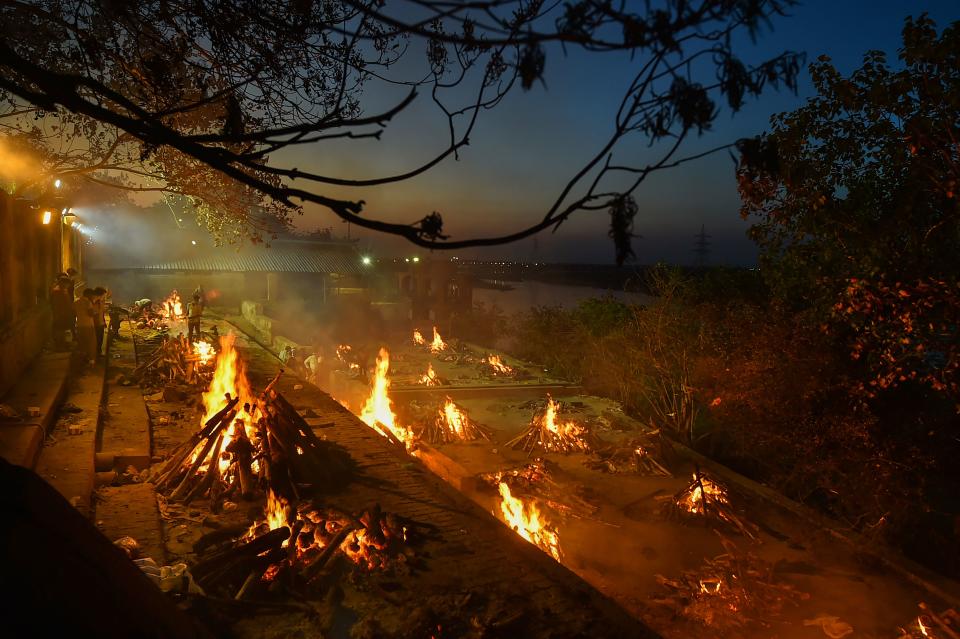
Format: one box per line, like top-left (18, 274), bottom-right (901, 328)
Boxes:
top-left (497, 481), bottom-right (562, 561)
top-left (506, 395), bottom-right (592, 454)
top-left (485, 354), bottom-right (513, 375)
top-left (430, 326), bottom-right (447, 353)
top-left (359, 347), bottom-right (416, 450)
top-left (419, 363), bottom-right (442, 386)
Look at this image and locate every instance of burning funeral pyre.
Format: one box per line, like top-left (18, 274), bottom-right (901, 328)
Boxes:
top-left (420, 397), bottom-right (492, 444)
top-left (412, 329), bottom-right (426, 346)
top-left (134, 334), bottom-right (217, 388)
top-left (652, 534), bottom-right (807, 632)
top-left (480, 459), bottom-right (598, 521)
top-left (484, 354), bottom-right (514, 376)
top-left (419, 363), bottom-right (443, 386)
top-left (429, 326), bottom-right (447, 354)
top-left (506, 395), bottom-right (594, 455)
top-left (152, 334), bottom-right (353, 509)
top-left (335, 344), bottom-right (361, 377)
top-left (359, 347), bottom-right (416, 450)
top-left (160, 290), bottom-right (185, 321)
top-left (660, 468), bottom-right (757, 539)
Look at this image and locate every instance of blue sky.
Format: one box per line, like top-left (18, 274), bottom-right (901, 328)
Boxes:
top-left (290, 1), bottom-right (960, 265)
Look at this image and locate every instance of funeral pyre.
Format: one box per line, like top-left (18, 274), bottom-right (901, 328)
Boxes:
top-left (134, 334), bottom-right (218, 388)
top-left (651, 534), bottom-right (807, 632)
top-left (358, 347), bottom-right (416, 450)
top-left (659, 468), bottom-right (757, 539)
top-left (484, 354), bottom-right (514, 376)
top-left (585, 437), bottom-right (672, 476)
top-left (419, 363), bottom-right (443, 386)
top-left (480, 459), bottom-right (598, 522)
top-left (506, 395), bottom-right (595, 455)
top-left (420, 397), bottom-right (492, 444)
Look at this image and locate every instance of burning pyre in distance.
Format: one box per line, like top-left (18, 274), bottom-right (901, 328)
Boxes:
top-left (496, 480), bottom-right (562, 562)
top-left (359, 347), bottom-right (416, 450)
top-left (506, 395), bottom-right (592, 454)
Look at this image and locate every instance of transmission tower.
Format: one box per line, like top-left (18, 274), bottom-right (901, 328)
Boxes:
top-left (693, 225), bottom-right (711, 267)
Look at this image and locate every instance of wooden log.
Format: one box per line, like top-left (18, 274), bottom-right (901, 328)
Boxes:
top-left (303, 525), bottom-right (356, 583)
top-left (193, 524), bottom-right (249, 555)
top-left (192, 527), bottom-right (291, 582)
top-left (169, 415), bottom-right (234, 500)
top-left (183, 432), bottom-right (225, 505)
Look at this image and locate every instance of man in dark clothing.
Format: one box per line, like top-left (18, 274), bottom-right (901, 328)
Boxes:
top-left (187, 294), bottom-right (203, 342)
top-left (65, 267), bottom-right (78, 340)
top-left (92, 287), bottom-right (108, 357)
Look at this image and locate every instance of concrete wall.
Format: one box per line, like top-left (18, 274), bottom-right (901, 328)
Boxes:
top-left (0, 193), bottom-right (62, 397)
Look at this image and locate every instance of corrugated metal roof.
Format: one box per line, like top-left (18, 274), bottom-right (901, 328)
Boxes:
top-left (136, 247), bottom-right (363, 275)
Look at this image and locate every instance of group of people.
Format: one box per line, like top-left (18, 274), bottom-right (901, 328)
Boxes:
top-left (50, 269), bottom-right (113, 366)
top-left (279, 345), bottom-right (323, 386)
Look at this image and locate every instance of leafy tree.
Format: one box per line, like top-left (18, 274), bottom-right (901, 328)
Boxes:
top-left (738, 15), bottom-right (960, 397)
top-left (1, 0), bottom-right (801, 254)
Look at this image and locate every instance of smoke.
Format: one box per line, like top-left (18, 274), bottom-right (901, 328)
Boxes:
top-left (0, 138), bottom-right (44, 190)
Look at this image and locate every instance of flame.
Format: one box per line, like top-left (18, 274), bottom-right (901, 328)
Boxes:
top-left (486, 354), bottom-right (513, 375)
top-left (540, 396), bottom-right (584, 439)
top-left (359, 348), bottom-right (415, 449)
top-left (917, 617), bottom-right (930, 637)
top-left (413, 329), bottom-right (426, 345)
top-left (438, 397), bottom-right (469, 439)
top-left (191, 334), bottom-right (257, 474)
top-left (265, 489), bottom-right (288, 532)
top-left (497, 481), bottom-right (562, 561)
top-left (419, 363), bottom-right (441, 386)
top-left (699, 578), bottom-right (723, 594)
top-left (430, 327), bottom-right (447, 354)
top-left (681, 473), bottom-right (729, 514)
top-left (192, 340), bottom-right (214, 365)
top-left (160, 290), bottom-right (184, 320)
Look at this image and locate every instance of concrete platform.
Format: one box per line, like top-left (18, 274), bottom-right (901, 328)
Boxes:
top-left (0, 350), bottom-right (70, 468)
top-left (96, 483), bottom-right (166, 563)
top-left (99, 324), bottom-right (151, 469)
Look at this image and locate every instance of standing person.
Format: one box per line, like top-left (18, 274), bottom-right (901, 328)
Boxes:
top-left (303, 350), bottom-right (322, 385)
top-left (187, 293), bottom-right (203, 342)
top-left (50, 276), bottom-right (73, 350)
top-left (74, 289), bottom-right (97, 366)
top-left (92, 287), bottom-right (108, 358)
top-left (65, 267), bottom-right (78, 341)
top-left (193, 285), bottom-right (207, 310)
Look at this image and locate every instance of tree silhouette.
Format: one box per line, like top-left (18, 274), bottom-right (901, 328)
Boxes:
top-left (1, 0), bottom-right (802, 254)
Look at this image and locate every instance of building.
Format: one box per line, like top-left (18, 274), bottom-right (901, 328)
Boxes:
top-left (398, 258), bottom-right (473, 326)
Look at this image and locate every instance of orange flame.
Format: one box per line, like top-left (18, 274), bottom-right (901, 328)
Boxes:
top-left (161, 290), bottom-right (184, 320)
top-left (917, 617), bottom-right (930, 637)
top-left (413, 329), bottom-right (426, 345)
top-left (540, 396), bottom-right (584, 439)
top-left (430, 326), bottom-right (447, 354)
top-left (419, 363), bottom-right (441, 386)
top-left (699, 578), bottom-right (723, 594)
top-left (681, 473), bottom-right (729, 514)
top-left (438, 397), bottom-right (469, 439)
top-left (486, 354), bottom-right (513, 374)
top-left (191, 334), bottom-right (257, 474)
top-left (359, 348), bottom-right (415, 449)
top-left (497, 481), bottom-right (562, 561)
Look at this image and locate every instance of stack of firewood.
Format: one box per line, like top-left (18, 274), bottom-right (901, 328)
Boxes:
top-left (151, 378), bottom-right (353, 511)
top-left (658, 468), bottom-right (757, 539)
top-left (479, 459), bottom-right (599, 520)
top-left (420, 397), bottom-right (493, 444)
top-left (506, 397), bottom-right (597, 455)
top-left (135, 334), bottom-right (210, 387)
top-left (586, 439), bottom-right (672, 476)
top-left (897, 603), bottom-right (960, 639)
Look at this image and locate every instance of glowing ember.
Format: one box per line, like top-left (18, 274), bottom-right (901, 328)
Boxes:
top-left (336, 344), bottom-right (361, 373)
top-left (430, 326), bottom-right (447, 353)
top-left (485, 354), bottom-right (513, 375)
top-left (413, 329), bottom-right (426, 345)
top-left (497, 481), bottom-right (562, 561)
top-left (160, 290), bottom-right (184, 320)
top-left (192, 340), bottom-right (214, 365)
top-left (419, 363), bottom-right (441, 386)
top-left (359, 347), bottom-right (415, 450)
top-left (918, 617), bottom-right (930, 637)
top-left (439, 397), bottom-right (469, 439)
top-left (699, 578), bottom-right (723, 594)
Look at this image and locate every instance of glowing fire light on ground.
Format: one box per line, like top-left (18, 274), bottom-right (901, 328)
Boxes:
top-left (680, 472), bottom-right (729, 514)
top-left (359, 347), bottom-right (415, 450)
top-left (192, 340), bottom-right (214, 365)
top-left (497, 481), bottom-right (562, 561)
top-left (336, 344), bottom-right (361, 372)
top-left (413, 329), bottom-right (426, 345)
top-left (430, 326), bottom-right (447, 353)
top-left (161, 290), bottom-right (184, 320)
top-left (485, 354), bottom-right (513, 375)
top-left (419, 363), bottom-right (441, 386)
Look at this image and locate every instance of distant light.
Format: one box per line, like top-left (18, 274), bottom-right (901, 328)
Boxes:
top-left (53, 179), bottom-right (62, 189)
top-left (178, 218), bottom-right (183, 223)
top-left (191, 240), bottom-right (197, 246)
top-left (404, 258), bottom-right (410, 263)
top-left (41, 210), bottom-right (52, 225)
top-left (412, 256), bottom-right (420, 263)
top-left (361, 256), bottom-right (372, 265)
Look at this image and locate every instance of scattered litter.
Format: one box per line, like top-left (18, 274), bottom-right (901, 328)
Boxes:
top-left (0, 404), bottom-right (20, 421)
top-left (113, 536), bottom-right (141, 559)
top-left (293, 383), bottom-right (304, 390)
top-left (27, 406), bottom-right (42, 418)
top-left (222, 501), bottom-right (238, 512)
top-left (68, 423), bottom-right (84, 436)
top-left (61, 402), bottom-right (83, 413)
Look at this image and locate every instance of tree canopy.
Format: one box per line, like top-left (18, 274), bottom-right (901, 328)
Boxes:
top-left (738, 15), bottom-right (960, 397)
top-left (1, 0), bottom-right (801, 255)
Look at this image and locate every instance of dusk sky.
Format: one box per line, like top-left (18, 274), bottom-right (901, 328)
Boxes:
top-left (282, 0), bottom-right (960, 266)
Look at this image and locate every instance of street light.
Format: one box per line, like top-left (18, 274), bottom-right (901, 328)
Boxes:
top-left (53, 179), bottom-right (62, 189)
top-left (361, 256), bottom-right (372, 265)
top-left (41, 210), bottom-right (52, 225)
top-left (412, 256), bottom-right (420, 263)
